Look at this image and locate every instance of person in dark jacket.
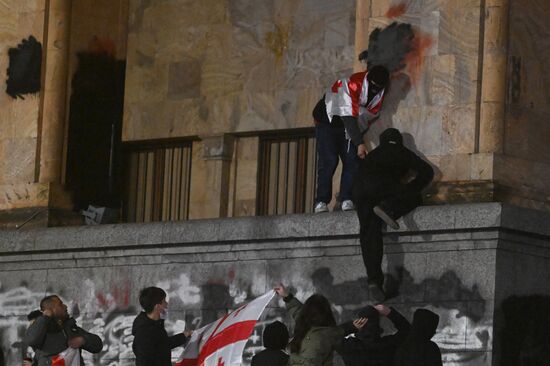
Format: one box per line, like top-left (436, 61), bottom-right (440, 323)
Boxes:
top-left (251, 320), bottom-right (290, 366)
top-left (341, 304), bottom-right (410, 366)
top-left (132, 286), bottom-right (192, 366)
top-left (352, 128), bottom-right (434, 300)
top-left (22, 309), bottom-right (42, 366)
top-left (24, 295), bottom-right (103, 366)
top-left (393, 309), bottom-right (442, 366)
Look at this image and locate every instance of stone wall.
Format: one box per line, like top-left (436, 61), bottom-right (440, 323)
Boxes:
top-left (497, 0), bottom-right (550, 210)
top-left (123, 0), bottom-right (357, 140)
top-left (0, 1), bottom-right (45, 206)
top-left (1, 203), bottom-right (549, 365)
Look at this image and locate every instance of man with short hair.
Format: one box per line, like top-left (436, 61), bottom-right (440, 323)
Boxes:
top-left (313, 65), bottom-right (390, 213)
top-left (24, 295), bottom-right (103, 366)
top-left (132, 287), bottom-right (192, 366)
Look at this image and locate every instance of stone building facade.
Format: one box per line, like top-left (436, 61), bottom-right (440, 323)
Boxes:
top-left (1, 2), bottom-right (550, 366)
top-left (0, 0), bottom-right (549, 225)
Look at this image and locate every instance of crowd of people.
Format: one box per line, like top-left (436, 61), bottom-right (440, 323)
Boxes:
top-left (257, 284), bottom-right (443, 366)
top-left (20, 285), bottom-right (442, 366)
top-left (15, 55), bottom-right (438, 366)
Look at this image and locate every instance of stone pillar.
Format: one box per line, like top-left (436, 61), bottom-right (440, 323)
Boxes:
top-left (354, 0), bottom-right (370, 72)
top-left (478, 0), bottom-right (509, 153)
top-left (188, 134), bottom-right (235, 219)
top-left (36, 0), bottom-right (72, 184)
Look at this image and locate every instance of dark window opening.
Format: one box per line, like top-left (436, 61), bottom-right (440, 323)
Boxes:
top-left (122, 140), bottom-right (193, 222)
top-left (257, 129), bottom-right (317, 215)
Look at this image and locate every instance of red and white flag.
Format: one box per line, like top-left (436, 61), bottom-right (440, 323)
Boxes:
top-left (175, 290), bottom-right (275, 366)
top-left (51, 348), bottom-right (80, 366)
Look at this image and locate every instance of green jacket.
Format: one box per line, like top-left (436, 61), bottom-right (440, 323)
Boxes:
top-left (285, 295), bottom-right (355, 366)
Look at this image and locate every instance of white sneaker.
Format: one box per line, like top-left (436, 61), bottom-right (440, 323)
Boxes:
top-left (314, 202), bottom-right (329, 213)
top-left (341, 200), bottom-right (355, 211)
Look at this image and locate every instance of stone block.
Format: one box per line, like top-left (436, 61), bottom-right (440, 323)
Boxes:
top-left (162, 219), bottom-right (220, 244)
top-left (442, 104), bottom-right (476, 154)
top-left (431, 54), bottom-right (457, 106)
top-left (438, 2), bottom-right (480, 56)
top-left (167, 58), bottom-right (202, 100)
top-left (3, 138), bottom-right (36, 183)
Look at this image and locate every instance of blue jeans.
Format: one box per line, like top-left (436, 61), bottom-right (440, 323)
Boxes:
top-left (315, 121), bottom-right (359, 204)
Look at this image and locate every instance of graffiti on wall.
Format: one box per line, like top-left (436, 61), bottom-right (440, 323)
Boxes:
top-left (0, 264), bottom-right (493, 366)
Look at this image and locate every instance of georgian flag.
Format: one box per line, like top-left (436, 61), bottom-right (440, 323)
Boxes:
top-left (325, 71), bottom-right (385, 122)
top-left (176, 291), bottom-right (275, 366)
top-left (51, 348), bottom-right (80, 366)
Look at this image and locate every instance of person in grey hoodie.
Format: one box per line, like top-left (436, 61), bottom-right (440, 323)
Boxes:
top-left (24, 295), bottom-right (103, 366)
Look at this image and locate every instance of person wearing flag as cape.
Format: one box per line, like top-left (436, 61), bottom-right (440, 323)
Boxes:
top-left (313, 64), bottom-right (390, 213)
top-left (24, 295), bottom-right (103, 366)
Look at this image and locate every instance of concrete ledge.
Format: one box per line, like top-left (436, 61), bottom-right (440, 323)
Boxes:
top-left (1, 203), bottom-right (549, 254)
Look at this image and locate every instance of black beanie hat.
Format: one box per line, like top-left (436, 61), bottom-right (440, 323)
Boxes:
top-left (379, 128), bottom-right (403, 146)
top-left (263, 320), bottom-right (289, 350)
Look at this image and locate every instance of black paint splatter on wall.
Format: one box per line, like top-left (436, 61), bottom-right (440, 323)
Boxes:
top-left (5, 36), bottom-right (42, 99)
top-left (367, 22), bottom-right (414, 73)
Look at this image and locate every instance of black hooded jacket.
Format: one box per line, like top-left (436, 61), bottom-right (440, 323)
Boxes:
top-left (131, 312), bottom-right (188, 366)
top-left (341, 307), bottom-right (410, 366)
top-left (393, 309), bottom-right (442, 366)
top-left (355, 128), bottom-right (434, 193)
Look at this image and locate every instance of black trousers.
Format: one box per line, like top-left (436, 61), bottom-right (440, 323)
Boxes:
top-left (352, 179), bottom-right (422, 285)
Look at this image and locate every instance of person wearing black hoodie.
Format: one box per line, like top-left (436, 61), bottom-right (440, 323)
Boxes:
top-left (340, 304), bottom-right (410, 366)
top-left (393, 309), bottom-right (442, 366)
top-left (132, 287), bottom-right (192, 366)
top-left (352, 128), bottom-right (434, 300)
top-left (251, 320), bottom-right (290, 366)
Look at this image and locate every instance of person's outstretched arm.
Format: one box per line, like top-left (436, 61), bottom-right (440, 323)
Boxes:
top-left (376, 305), bottom-right (411, 334)
top-left (168, 333), bottom-right (189, 349)
top-left (275, 285), bottom-right (303, 321)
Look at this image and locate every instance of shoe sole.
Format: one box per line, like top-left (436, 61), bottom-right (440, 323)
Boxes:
top-left (373, 206), bottom-right (400, 230)
top-left (314, 207), bottom-right (329, 213)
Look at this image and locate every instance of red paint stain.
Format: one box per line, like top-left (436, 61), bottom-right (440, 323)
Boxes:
top-left (386, 3), bottom-right (407, 19)
top-left (404, 28), bottom-right (434, 85)
top-left (87, 36), bottom-right (116, 57)
top-left (228, 269), bottom-right (236, 281)
top-left (96, 280), bottom-right (132, 309)
top-left (96, 293), bottom-right (108, 307)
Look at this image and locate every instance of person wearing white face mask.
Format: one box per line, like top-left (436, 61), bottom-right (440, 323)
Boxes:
top-left (132, 287), bottom-right (193, 366)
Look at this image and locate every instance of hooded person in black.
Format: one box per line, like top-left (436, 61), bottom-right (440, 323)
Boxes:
top-left (352, 128), bottom-right (434, 300)
top-left (393, 309), bottom-right (442, 366)
top-left (132, 287), bottom-right (191, 366)
top-left (251, 320), bottom-right (290, 366)
top-left (341, 304), bottom-right (410, 366)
